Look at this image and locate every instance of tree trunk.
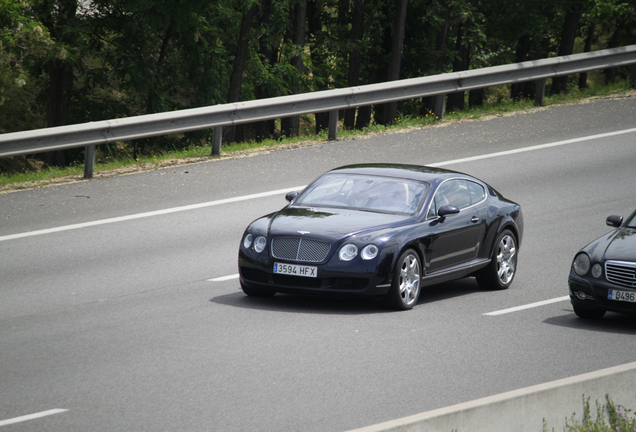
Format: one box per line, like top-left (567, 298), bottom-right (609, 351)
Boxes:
top-left (380, 0), bottom-right (408, 125)
top-left (133, 22), bottom-right (174, 159)
top-left (510, 35), bottom-right (531, 100)
top-left (281, 0), bottom-right (307, 138)
top-left (344, 0), bottom-right (364, 130)
top-left (254, 0), bottom-right (276, 141)
top-left (468, 88), bottom-right (484, 108)
top-left (550, 0), bottom-right (582, 95)
top-left (224, 4), bottom-right (257, 144)
top-left (421, 7), bottom-right (450, 115)
top-left (578, 24), bottom-right (595, 89)
top-left (308, 0), bottom-right (329, 134)
top-left (45, 59), bottom-right (74, 167)
top-left (41, 0), bottom-right (77, 168)
top-left (605, 18), bottom-right (625, 84)
top-left (446, 22), bottom-right (471, 113)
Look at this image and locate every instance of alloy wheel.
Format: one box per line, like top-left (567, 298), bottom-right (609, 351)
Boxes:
top-left (496, 234), bottom-right (516, 285)
top-left (398, 253), bottom-right (421, 307)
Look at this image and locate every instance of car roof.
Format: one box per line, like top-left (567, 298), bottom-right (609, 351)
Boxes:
top-left (327, 163), bottom-right (475, 186)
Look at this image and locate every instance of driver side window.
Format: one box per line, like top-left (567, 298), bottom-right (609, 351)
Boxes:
top-left (427, 180), bottom-right (471, 218)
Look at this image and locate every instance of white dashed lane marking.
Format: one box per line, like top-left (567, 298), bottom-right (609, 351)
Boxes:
top-left (484, 296), bottom-right (570, 316)
top-left (0, 409), bottom-right (68, 427)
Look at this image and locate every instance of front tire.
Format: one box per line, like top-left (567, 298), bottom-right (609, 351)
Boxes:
top-left (386, 249), bottom-right (421, 310)
top-left (477, 229), bottom-right (517, 290)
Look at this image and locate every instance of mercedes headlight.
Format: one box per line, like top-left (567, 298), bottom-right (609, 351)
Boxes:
top-left (573, 253), bottom-right (590, 276)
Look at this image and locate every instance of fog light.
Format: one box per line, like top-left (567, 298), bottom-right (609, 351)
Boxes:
top-left (576, 291), bottom-right (587, 300)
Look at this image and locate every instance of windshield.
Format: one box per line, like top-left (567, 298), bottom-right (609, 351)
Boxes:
top-left (293, 173), bottom-right (429, 215)
top-left (626, 213), bottom-right (636, 228)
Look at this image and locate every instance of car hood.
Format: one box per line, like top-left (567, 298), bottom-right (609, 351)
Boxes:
top-left (602, 228), bottom-right (636, 262)
top-left (268, 206), bottom-right (410, 240)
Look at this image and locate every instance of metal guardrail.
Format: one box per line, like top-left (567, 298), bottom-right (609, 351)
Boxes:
top-left (1, 45), bottom-right (635, 177)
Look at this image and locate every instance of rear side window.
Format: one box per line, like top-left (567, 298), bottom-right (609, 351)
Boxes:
top-left (467, 181), bottom-right (485, 205)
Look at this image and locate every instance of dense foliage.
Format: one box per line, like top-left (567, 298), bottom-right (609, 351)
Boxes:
top-left (1, 0), bottom-right (635, 168)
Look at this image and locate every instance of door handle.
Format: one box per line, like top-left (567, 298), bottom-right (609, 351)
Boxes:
top-left (471, 216), bottom-right (480, 223)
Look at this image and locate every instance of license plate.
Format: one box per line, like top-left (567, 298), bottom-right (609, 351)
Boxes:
top-left (273, 263), bottom-right (317, 278)
top-left (608, 289), bottom-right (636, 303)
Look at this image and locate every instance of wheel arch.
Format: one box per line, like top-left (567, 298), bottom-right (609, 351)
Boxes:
top-left (390, 241), bottom-right (425, 280)
top-left (490, 223), bottom-right (520, 259)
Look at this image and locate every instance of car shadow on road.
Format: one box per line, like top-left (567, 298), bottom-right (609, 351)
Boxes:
top-left (209, 291), bottom-right (390, 315)
top-left (544, 310), bottom-right (636, 335)
top-left (209, 277), bottom-right (485, 315)
top-left (419, 277), bottom-right (485, 304)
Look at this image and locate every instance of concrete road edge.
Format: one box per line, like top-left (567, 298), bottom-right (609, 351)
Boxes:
top-left (345, 361), bottom-right (636, 432)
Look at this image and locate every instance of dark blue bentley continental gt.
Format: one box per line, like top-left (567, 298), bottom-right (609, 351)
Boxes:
top-left (238, 164), bottom-right (523, 310)
top-left (569, 209), bottom-right (636, 319)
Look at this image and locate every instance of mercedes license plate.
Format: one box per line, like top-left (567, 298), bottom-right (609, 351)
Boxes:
top-left (608, 289), bottom-right (636, 303)
top-left (274, 263), bottom-right (317, 278)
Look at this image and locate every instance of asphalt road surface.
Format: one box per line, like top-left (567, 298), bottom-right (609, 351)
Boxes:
top-left (2, 95), bottom-right (636, 432)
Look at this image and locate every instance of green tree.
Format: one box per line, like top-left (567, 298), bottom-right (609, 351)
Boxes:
top-left (0, 0), bottom-right (53, 134)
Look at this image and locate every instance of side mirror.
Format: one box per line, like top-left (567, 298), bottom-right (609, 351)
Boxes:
top-left (285, 191), bottom-right (299, 202)
top-left (438, 205), bottom-right (460, 218)
top-left (606, 215), bottom-right (623, 228)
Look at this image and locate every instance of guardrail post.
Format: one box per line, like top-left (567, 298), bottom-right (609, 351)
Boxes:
top-left (630, 64), bottom-right (636, 88)
top-left (535, 79), bottom-right (546, 106)
top-left (434, 95), bottom-right (446, 121)
top-left (212, 127), bottom-right (222, 156)
top-left (83, 145), bottom-right (95, 179)
top-left (328, 110), bottom-right (339, 140)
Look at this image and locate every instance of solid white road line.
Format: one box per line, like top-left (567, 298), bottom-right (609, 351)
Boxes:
top-left (427, 127), bottom-right (636, 168)
top-left (207, 274), bottom-right (239, 282)
top-left (0, 409), bottom-right (68, 427)
top-left (0, 186), bottom-right (304, 242)
top-left (3, 126), bottom-right (636, 243)
top-left (484, 296), bottom-right (570, 316)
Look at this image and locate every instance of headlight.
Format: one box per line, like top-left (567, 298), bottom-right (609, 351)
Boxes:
top-left (243, 233), bottom-right (253, 249)
top-left (254, 236), bottom-right (267, 253)
top-left (573, 253), bottom-right (590, 276)
top-left (339, 244), bottom-right (358, 261)
top-left (361, 244), bottom-right (379, 260)
top-left (591, 263), bottom-right (602, 278)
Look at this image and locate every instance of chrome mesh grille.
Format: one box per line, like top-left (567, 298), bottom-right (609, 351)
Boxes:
top-left (271, 237), bottom-right (331, 262)
top-left (605, 260), bottom-right (636, 288)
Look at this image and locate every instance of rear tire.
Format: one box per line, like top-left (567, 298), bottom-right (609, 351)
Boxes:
top-left (385, 249), bottom-right (421, 311)
top-left (241, 282), bottom-right (275, 298)
top-left (476, 229), bottom-right (517, 290)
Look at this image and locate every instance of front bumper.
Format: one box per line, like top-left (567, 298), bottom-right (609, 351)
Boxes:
top-left (238, 251), bottom-right (392, 298)
top-left (568, 272), bottom-right (636, 315)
